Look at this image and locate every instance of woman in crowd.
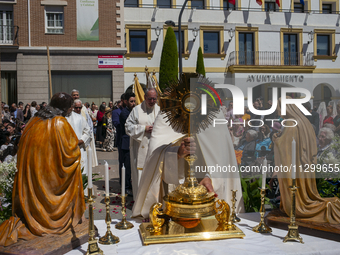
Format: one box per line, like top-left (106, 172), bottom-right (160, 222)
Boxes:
top-left (89, 103), bottom-right (98, 138)
top-left (96, 104), bottom-right (106, 148)
top-left (334, 101), bottom-right (340, 135)
top-left (323, 102), bottom-right (335, 126)
top-left (103, 107), bottom-right (115, 152)
top-left (23, 104), bottom-right (31, 122)
top-left (30, 101), bottom-right (38, 116)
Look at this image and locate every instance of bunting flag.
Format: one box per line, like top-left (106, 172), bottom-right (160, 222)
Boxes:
top-left (276, 0), bottom-right (280, 7)
top-left (256, 0), bottom-right (262, 6)
top-left (132, 73), bottom-right (145, 106)
top-left (151, 71), bottom-right (162, 95)
top-left (300, 0), bottom-right (304, 5)
top-left (228, 0), bottom-right (236, 5)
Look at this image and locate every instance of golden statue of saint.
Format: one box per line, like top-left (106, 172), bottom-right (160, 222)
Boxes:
top-left (274, 98), bottom-right (340, 224)
top-left (0, 93), bottom-right (86, 246)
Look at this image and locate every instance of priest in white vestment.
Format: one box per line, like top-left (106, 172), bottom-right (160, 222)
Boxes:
top-left (132, 109), bottom-right (244, 218)
top-left (66, 99), bottom-right (92, 174)
top-left (125, 88), bottom-right (160, 199)
top-left (71, 89), bottom-right (98, 167)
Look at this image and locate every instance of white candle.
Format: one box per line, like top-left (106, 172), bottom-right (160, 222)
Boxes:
top-left (262, 158), bottom-right (267, 189)
top-left (122, 164), bottom-right (126, 197)
top-left (105, 160), bottom-right (109, 196)
top-left (292, 138), bottom-right (296, 179)
top-left (88, 147), bottom-right (93, 189)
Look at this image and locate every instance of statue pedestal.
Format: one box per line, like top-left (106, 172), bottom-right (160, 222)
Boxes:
top-left (265, 209), bottom-right (340, 241)
top-left (0, 219), bottom-right (96, 255)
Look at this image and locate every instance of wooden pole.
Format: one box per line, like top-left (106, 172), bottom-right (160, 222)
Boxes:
top-left (47, 46), bottom-right (53, 99)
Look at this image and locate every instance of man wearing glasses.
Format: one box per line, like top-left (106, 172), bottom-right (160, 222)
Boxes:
top-left (125, 88), bottom-right (160, 199)
top-left (66, 99), bottom-right (92, 179)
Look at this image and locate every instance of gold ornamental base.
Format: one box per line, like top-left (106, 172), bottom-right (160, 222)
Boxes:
top-left (139, 215), bottom-right (245, 245)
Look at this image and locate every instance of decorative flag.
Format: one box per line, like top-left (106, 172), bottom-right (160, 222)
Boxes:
top-left (151, 71), bottom-right (162, 95)
top-left (256, 0), bottom-right (262, 6)
top-left (132, 73), bottom-right (145, 106)
top-left (276, 0), bottom-right (280, 7)
top-left (228, 0), bottom-right (236, 5)
top-left (300, 0), bottom-right (304, 5)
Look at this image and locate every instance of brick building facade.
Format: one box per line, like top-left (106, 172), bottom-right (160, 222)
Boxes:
top-left (1, 0), bottom-right (126, 106)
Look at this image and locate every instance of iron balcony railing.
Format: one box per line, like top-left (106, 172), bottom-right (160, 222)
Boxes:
top-left (227, 51), bottom-right (315, 67)
top-left (0, 25), bottom-right (19, 45)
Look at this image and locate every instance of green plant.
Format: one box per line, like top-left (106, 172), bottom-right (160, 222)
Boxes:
top-left (159, 27), bottom-right (178, 91)
top-left (241, 177), bottom-right (272, 212)
top-left (0, 160), bottom-right (17, 223)
top-left (81, 167), bottom-right (102, 190)
top-left (195, 47), bottom-right (205, 77)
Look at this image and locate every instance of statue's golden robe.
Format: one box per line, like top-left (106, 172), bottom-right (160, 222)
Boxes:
top-left (274, 102), bottom-right (340, 224)
top-left (0, 116), bottom-right (85, 246)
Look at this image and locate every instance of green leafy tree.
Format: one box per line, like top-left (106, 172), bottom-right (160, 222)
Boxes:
top-left (159, 27), bottom-right (178, 90)
top-left (196, 47), bottom-right (205, 77)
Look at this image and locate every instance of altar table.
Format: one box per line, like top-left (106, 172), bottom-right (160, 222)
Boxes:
top-left (66, 213), bottom-right (340, 255)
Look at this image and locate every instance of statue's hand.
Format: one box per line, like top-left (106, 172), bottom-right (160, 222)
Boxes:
top-left (200, 177), bottom-right (215, 193)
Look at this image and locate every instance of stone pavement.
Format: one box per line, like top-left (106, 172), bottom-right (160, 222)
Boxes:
top-left (84, 148), bottom-right (135, 221)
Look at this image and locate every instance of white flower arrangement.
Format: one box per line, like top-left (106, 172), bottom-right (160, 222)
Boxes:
top-left (0, 159), bottom-right (17, 209)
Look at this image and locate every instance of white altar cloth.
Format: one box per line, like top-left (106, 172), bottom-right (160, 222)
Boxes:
top-left (67, 213), bottom-right (340, 255)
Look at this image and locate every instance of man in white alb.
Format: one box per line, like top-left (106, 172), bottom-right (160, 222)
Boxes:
top-left (71, 89), bottom-right (98, 167)
top-left (132, 108), bottom-right (245, 218)
top-left (125, 88), bottom-right (160, 199)
top-left (66, 99), bottom-right (92, 174)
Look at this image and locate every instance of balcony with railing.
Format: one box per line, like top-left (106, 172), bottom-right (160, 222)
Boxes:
top-left (0, 25), bottom-right (19, 46)
top-left (226, 51), bottom-right (316, 73)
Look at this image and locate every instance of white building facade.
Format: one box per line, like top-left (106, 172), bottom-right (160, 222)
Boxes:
top-left (124, 0), bottom-right (340, 107)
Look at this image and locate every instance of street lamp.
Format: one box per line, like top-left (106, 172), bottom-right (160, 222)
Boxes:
top-left (192, 27), bottom-right (198, 41)
top-left (308, 31), bottom-right (314, 44)
top-left (228, 28), bottom-right (234, 42)
top-left (155, 26), bottom-right (161, 41)
top-left (165, 20), bottom-right (176, 27)
top-left (178, 0), bottom-right (190, 77)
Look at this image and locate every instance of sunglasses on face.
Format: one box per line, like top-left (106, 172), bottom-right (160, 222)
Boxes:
top-left (74, 107), bottom-right (82, 110)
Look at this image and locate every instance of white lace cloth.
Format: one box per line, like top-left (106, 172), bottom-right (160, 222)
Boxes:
top-left (66, 213), bottom-right (340, 255)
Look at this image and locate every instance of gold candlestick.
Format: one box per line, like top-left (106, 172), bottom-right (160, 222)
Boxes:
top-left (99, 196), bottom-right (120, 245)
top-left (283, 178), bottom-right (304, 244)
top-left (115, 194), bottom-right (134, 230)
top-left (230, 190), bottom-right (241, 223)
top-left (86, 188), bottom-right (103, 255)
top-left (252, 188), bottom-right (272, 233)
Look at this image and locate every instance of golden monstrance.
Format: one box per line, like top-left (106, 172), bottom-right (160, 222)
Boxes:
top-left (139, 73), bottom-right (245, 245)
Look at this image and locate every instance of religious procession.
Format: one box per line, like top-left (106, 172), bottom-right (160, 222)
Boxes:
top-left (1, 0), bottom-right (340, 254)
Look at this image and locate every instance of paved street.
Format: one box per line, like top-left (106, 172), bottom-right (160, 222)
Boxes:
top-left (84, 148), bottom-right (135, 221)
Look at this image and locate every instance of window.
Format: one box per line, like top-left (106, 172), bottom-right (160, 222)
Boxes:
top-left (157, 0), bottom-right (171, 8)
top-left (264, 1), bottom-right (277, 12)
top-left (313, 29), bottom-right (336, 61)
top-left (317, 35), bottom-right (330, 55)
top-left (125, 25), bottom-right (152, 58)
top-left (203, 32), bottom-right (219, 54)
top-left (130, 30), bottom-right (147, 53)
top-left (125, 0), bottom-right (139, 7)
top-left (238, 33), bottom-right (254, 65)
top-left (174, 30), bottom-right (184, 54)
top-left (222, 0), bottom-right (235, 10)
top-left (294, 3), bottom-right (304, 13)
top-left (200, 26), bottom-right (224, 58)
top-left (163, 26), bottom-right (189, 57)
top-left (284, 34), bottom-right (298, 65)
top-left (322, 4), bottom-right (332, 13)
top-left (45, 6), bottom-right (63, 34)
top-left (0, 10), bottom-right (13, 43)
top-left (191, 0), bottom-right (204, 9)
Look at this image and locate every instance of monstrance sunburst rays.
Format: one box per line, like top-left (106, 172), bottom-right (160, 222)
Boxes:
top-left (159, 73), bottom-right (222, 135)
